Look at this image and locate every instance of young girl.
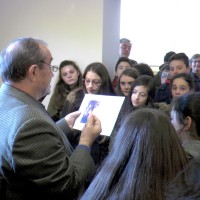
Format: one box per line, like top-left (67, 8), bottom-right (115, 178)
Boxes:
top-left (155, 73), bottom-right (195, 116)
top-left (115, 68), bottom-right (139, 96)
top-left (171, 73), bottom-right (195, 100)
top-left (122, 75), bottom-right (155, 114)
top-left (111, 75), bottom-right (155, 143)
top-left (81, 108), bottom-right (188, 200)
top-left (112, 57), bottom-right (133, 89)
top-left (61, 62), bottom-right (115, 117)
top-left (171, 92), bottom-right (200, 159)
top-left (47, 60), bottom-right (82, 121)
top-left (61, 62), bottom-right (115, 166)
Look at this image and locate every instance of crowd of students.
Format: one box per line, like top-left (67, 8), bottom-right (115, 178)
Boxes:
top-left (1, 37), bottom-right (200, 199)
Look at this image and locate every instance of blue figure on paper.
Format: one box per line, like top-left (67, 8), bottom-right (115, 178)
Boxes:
top-left (80, 100), bottom-right (100, 123)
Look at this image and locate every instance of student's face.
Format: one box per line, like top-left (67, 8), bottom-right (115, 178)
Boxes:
top-left (119, 42), bottom-right (132, 57)
top-left (171, 78), bottom-right (191, 99)
top-left (116, 61), bottom-right (132, 78)
top-left (191, 58), bottom-right (200, 77)
top-left (131, 86), bottom-right (148, 108)
top-left (120, 75), bottom-right (135, 96)
top-left (169, 60), bottom-right (190, 77)
top-left (61, 65), bottom-right (79, 86)
top-left (84, 71), bottom-right (102, 94)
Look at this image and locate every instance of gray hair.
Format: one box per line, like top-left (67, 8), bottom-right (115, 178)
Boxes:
top-left (0, 37), bottom-right (47, 82)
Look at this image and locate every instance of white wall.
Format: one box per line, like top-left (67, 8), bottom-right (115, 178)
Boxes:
top-left (121, 0), bottom-right (200, 67)
top-left (0, 0), bottom-right (120, 107)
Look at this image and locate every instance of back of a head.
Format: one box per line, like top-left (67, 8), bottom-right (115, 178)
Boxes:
top-left (165, 158), bottom-right (200, 200)
top-left (172, 92), bottom-right (200, 136)
top-left (81, 108), bottom-right (188, 200)
top-left (110, 108), bottom-right (188, 199)
top-left (133, 63), bottom-right (154, 77)
top-left (164, 51), bottom-right (176, 63)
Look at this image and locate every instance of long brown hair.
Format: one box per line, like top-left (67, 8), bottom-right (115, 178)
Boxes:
top-left (83, 62), bottom-right (115, 95)
top-left (51, 60), bottom-right (82, 111)
top-left (81, 108), bottom-right (188, 200)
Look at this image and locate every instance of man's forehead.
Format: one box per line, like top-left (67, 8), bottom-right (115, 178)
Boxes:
top-left (121, 42), bottom-right (132, 47)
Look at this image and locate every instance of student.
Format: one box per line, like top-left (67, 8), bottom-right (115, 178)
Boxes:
top-left (171, 92), bottom-right (200, 159)
top-left (47, 60), bottom-right (82, 121)
top-left (133, 63), bottom-right (154, 78)
top-left (154, 51), bottom-right (176, 90)
top-left (123, 75), bottom-right (155, 113)
top-left (111, 75), bottom-right (155, 143)
top-left (165, 158), bottom-right (200, 200)
top-left (189, 53), bottom-right (200, 78)
top-left (155, 73), bottom-right (195, 117)
top-left (61, 62), bottom-right (115, 166)
top-left (164, 51), bottom-right (176, 63)
top-left (115, 68), bottom-right (139, 96)
top-left (61, 62), bottom-right (115, 117)
top-left (155, 53), bottom-right (193, 104)
top-left (0, 37), bottom-right (101, 199)
top-left (81, 108), bottom-right (188, 200)
top-left (112, 57), bottom-right (133, 89)
top-left (171, 73), bottom-right (195, 100)
top-left (160, 64), bottom-right (170, 85)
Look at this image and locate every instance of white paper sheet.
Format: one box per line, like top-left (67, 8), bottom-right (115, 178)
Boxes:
top-left (73, 94), bottom-right (125, 136)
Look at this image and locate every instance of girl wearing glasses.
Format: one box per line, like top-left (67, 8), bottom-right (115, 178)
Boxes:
top-left (47, 60), bottom-right (82, 121)
top-left (83, 62), bottom-right (115, 95)
top-left (61, 62), bottom-right (115, 167)
top-left (61, 62), bottom-right (115, 117)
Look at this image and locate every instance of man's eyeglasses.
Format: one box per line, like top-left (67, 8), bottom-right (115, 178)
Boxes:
top-left (83, 79), bottom-right (102, 87)
top-left (40, 60), bottom-right (59, 72)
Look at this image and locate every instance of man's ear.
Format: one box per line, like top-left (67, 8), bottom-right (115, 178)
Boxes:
top-left (28, 64), bottom-right (38, 81)
top-left (183, 116), bottom-right (193, 131)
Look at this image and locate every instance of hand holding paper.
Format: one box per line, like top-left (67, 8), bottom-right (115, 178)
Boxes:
top-left (79, 114), bottom-right (102, 147)
top-left (73, 94), bottom-right (125, 136)
top-left (64, 110), bottom-right (81, 129)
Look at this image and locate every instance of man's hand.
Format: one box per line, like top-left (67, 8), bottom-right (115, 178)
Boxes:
top-left (79, 114), bottom-right (102, 147)
top-left (64, 111), bottom-right (81, 129)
